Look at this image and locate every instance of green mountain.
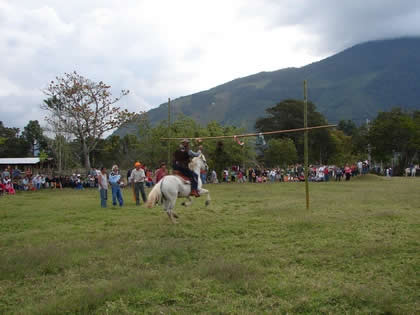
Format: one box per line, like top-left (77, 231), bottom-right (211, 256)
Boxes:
top-left (116, 37), bottom-right (420, 136)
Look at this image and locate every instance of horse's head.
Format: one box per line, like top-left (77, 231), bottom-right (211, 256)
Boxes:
top-left (191, 152), bottom-right (208, 172)
top-left (199, 153), bottom-right (208, 171)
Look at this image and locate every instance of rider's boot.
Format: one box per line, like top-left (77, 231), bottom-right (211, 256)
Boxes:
top-left (190, 189), bottom-right (200, 197)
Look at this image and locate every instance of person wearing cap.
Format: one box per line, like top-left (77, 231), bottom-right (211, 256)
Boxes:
top-left (129, 161), bottom-right (147, 205)
top-left (109, 164), bottom-right (124, 207)
top-left (172, 139), bottom-right (202, 197)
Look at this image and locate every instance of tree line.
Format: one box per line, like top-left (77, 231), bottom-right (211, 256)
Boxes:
top-left (255, 99), bottom-right (419, 174)
top-left (1, 72), bottom-right (418, 175)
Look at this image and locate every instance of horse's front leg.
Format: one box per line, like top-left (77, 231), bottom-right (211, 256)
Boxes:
top-left (181, 196), bottom-right (193, 207)
top-left (199, 188), bottom-right (211, 206)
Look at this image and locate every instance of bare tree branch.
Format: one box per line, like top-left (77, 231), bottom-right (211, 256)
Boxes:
top-left (41, 71), bottom-right (137, 169)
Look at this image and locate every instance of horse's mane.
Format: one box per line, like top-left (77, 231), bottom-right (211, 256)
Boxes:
top-left (189, 153), bottom-right (205, 170)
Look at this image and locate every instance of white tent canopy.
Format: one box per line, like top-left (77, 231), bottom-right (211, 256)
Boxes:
top-left (0, 158), bottom-right (40, 165)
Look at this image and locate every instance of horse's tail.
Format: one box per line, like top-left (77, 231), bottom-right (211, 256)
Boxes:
top-left (146, 181), bottom-right (162, 208)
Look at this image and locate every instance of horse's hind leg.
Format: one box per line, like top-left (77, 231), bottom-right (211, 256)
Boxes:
top-left (166, 211), bottom-right (177, 223)
top-left (165, 199), bottom-right (178, 224)
top-left (162, 199), bottom-right (174, 223)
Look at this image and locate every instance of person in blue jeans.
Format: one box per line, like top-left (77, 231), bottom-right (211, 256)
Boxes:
top-left (109, 165), bottom-right (124, 207)
top-left (98, 167), bottom-right (108, 208)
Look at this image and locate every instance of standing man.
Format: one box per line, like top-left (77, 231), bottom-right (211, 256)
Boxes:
top-left (155, 162), bottom-right (168, 183)
top-left (172, 139), bottom-right (201, 197)
top-left (129, 162), bottom-right (147, 205)
top-left (357, 160), bottom-right (363, 175)
top-left (109, 165), bottom-right (124, 207)
top-left (323, 166), bottom-right (329, 182)
top-left (98, 167), bottom-right (108, 208)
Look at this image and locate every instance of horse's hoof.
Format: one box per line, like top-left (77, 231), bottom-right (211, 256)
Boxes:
top-left (181, 202), bottom-right (186, 206)
top-left (205, 200), bottom-right (210, 206)
top-left (173, 213), bottom-right (179, 218)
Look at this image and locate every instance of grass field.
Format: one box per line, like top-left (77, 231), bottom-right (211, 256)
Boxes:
top-left (0, 175), bottom-right (419, 314)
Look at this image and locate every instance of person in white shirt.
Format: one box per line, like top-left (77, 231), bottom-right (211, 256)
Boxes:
top-left (357, 161), bottom-right (363, 175)
top-left (129, 162), bottom-right (147, 206)
top-left (40, 175), bottom-right (46, 188)
top-left (22, 176), bottom-right (29, 191)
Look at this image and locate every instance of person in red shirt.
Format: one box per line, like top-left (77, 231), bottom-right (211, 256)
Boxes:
top-left (144, 167), bottom-right (154, 187)
top-left (323, 166), bottom-right (330, 182)
top-left (155, 162), bottom-right (168, 184)
top-left (344, 164), bottom-right (352, 181)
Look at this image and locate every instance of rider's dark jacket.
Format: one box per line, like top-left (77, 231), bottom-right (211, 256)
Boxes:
top-left (173, 149), bottom-right (190, 168)
top-left (173, 147), bottom-right (200, 168)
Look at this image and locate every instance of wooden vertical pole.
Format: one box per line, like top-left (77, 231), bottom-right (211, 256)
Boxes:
top-left (242, 142), bottom-right (245, 174)
top-left (304, 80), bottom-right (310, 210)
top-left (167, 98), bottom-right (171, 166)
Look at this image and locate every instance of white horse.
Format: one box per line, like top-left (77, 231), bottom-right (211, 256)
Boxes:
top-left (146, 153), bottom-right (211, 223)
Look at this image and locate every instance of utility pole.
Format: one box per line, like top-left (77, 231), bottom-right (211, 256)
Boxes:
top-left (366, 118), bottom-right (371, 167)
top-left (167, 98), bottom-right (171, 167)
top-left (304, 80), bottom-right (309, 210)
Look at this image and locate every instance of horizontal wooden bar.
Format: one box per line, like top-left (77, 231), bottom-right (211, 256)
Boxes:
top-left (160, 124), bottom-right (337, 141)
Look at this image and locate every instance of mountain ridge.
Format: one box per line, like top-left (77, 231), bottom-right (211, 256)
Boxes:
top-left (116, 37), bottom-right (420, 137)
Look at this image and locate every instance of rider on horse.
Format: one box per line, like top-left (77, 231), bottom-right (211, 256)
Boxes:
top-left (173, 139), bottom-right (202, 197)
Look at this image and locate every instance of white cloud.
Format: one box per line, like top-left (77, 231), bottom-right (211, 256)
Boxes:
top-left (1, 0), bottom-right (420, 130)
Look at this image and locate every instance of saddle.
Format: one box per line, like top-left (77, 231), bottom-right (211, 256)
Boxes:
top-left (173, 170), bottom-right (191, 184)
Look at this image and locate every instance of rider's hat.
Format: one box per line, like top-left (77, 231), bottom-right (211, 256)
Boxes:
top-left (134, 161), bottom-right (141, 167)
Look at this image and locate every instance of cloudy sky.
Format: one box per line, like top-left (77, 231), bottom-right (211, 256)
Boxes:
top-left (1, 0), bottom-right (420, 129)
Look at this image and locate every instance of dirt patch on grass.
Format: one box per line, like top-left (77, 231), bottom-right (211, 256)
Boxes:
top-left (351, 174), bottom-right (387, 182)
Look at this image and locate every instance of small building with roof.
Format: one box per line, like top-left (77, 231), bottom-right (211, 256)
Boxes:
top-left (0, 158), bottom-right (53, 177)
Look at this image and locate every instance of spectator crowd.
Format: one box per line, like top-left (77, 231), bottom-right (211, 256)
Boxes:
top-left (0, 163), bottom-right (160, 198)
top-left (1, 159), bottom-right (418, 198)
top-left (209, 160), bottom-right (375, 184)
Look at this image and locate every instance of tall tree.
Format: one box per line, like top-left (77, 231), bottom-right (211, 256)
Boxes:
top-left (328, 129), bottom-right (359, 165)
top-left (0, 122), bottom-right (30, 158)
top-left (337, 120), bottom-right (358, 136)
top-left (369, 108), bottom-right (419, 173)
top-left (22, 120), bottom-right (47, 156)
top-left (255, 99), bottom-right (335, 164)
top-left (42, 72), bottom-right (136, 169)
top-left (264, 138), bottom-right (298, 167)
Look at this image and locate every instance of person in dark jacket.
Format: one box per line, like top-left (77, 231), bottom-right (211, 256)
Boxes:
top-left (172, 139), bottom-right (201, 197)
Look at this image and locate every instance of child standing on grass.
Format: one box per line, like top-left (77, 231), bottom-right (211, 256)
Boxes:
top-left (98, 167), bottom-right (108, 208)
top-left (109, 165), bottom-right (123, 207)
